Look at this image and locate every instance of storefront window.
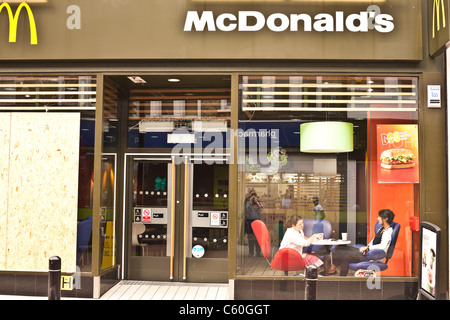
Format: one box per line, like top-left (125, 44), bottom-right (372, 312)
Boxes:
top-left (126, 75), bottom-right (231, 148)
top-left (0, 75), bottom-right (97, 273)
top-left (78, 110), bottom-right (95, 272)
top-left (100, 78), bottom-right (120, 270)
top-left (0, 75), bottom-right (96, 110)
top-left (237, 75), bottom-right (419, 278)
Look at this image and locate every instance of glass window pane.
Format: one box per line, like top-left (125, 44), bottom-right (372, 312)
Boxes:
top-left (192, 162), bottom-right (228, 259)
top-left (126, 75), bottom-right (231, 148)
top-left (132, 161), bottom-right (168, 257)
top-left (0, 75), bottom-right (96, 110)
top-left (77, 109), bottom-right (96, 272)
top-left (237, 75), bottom-right (419, 278)
top-left (100, 154), bottom-right (117, 270)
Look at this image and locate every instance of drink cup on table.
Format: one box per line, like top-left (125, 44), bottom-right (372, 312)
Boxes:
top-left (341, 233), bottom-right (348, 241)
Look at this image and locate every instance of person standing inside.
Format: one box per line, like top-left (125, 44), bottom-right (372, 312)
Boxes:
top-left (244, 190), bottom-right (262, 256)
top-left (313, 196), bottom-right (325, 221)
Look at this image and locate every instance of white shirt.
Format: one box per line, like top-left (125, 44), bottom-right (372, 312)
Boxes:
top-left (279, 227), bottom-right (308, 257)
top-left (368, 226), bottom-right (393, 253)
top-left (313, 204), bottom-right (324, 219)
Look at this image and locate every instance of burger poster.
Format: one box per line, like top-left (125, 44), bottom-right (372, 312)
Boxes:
top-left (377, 125), bottom-right (419, 183)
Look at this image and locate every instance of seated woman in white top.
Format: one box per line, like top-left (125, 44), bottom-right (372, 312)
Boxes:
top-left (279, 214), bottom-right (324, 268)
top-left (331, 209), bottom-right (395, 276)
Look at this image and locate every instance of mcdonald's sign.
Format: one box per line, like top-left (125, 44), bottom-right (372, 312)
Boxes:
top-left (429, 0), bottom-right (450, 56)
top-left (0, 2), bottom-right (37, 45)
top-left (432, 0), bottom-right (447, 38)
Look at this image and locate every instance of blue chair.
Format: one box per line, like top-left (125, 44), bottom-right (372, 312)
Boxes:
top-left (349, 221), bottom-right (401, 272)
top-left (303, 218), bottom-right (332, 253)
top-left (77, 215), bottom-right (93, 265)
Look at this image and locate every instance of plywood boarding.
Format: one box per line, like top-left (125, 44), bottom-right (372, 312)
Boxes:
top-left (6, 113), bottom-right (80, 272)
top-left (0, 113), bottom-right (11, 270)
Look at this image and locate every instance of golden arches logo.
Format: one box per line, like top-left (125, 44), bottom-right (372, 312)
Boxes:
top-left (0, 2), bottom-right (37, 45)
top-left (433, 0), bottom-right (447, 39)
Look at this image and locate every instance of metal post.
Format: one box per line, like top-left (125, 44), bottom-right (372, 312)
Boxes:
top-left (48, 256), bottom-right (61, 300)
top-left (305, 264), bottom-right (318, 300)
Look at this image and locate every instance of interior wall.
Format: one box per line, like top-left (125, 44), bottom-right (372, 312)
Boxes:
top-left (368, 117), bottom-right (416, 276)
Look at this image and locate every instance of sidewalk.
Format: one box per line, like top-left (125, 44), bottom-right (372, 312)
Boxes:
top-left (0, 280), bottom-right (230, 300)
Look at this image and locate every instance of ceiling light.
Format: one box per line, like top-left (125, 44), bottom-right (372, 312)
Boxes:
top-left (300, 122), bottom-right (353, 153)
top-left (168, 78), bottom-right (180, 83)
top-left (127, 76), bottom-right (147, 84)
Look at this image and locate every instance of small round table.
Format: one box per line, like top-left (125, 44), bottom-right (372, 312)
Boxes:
top-left (311, 239), bottom-right (351, 275)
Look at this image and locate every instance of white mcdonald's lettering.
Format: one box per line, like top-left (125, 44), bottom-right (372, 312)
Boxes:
top-left (0, 2), bottom-right (38, 45)
top-left (433, 0), bottom-right (447, 38)
top-left (184, 10), bottom-right (395, 33)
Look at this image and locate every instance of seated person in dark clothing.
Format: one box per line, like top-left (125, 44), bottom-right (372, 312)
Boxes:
top-left (332, 209), bottom-right (395, 276)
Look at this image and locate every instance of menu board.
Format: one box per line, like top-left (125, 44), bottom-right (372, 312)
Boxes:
top-left (419, 222), bottom-right (441, 300)
top-left (377, 124), bottom-right (419, 183)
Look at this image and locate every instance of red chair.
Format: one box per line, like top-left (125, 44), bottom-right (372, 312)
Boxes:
top-left (251, 220), bottom-right (307, 275)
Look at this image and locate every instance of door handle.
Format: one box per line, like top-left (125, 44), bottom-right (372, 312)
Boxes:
top-left (183, 156), bottom-right (189, 280)
top-left (170, 156), bottom-right (176, 280)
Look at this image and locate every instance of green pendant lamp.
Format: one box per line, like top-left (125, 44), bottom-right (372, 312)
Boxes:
top-left (300, 122), bottom-right (354, 153)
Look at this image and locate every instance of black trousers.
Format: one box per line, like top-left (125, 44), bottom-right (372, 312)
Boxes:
top-left (245, 220), bottom-right (261, 256)
top-left (332, 245), bottom-right (371, 276)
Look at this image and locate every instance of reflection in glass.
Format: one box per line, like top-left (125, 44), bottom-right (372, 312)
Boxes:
top-left (132, 161), bottom-right (169, 257)
top-left (133, 162), bottom-right (168, 208)
top-left (76, 110), bottom-right (95, 272)
top-left (125, 75), bottom-right (231, 148)
top-left (237, 75), bottom-right (419, 278)
top-left (192, 162), bottom-right (229, 259)
top-left (100, 154), bottom-right (117, 270)
top-left (193, 163), bottom-right (228, 210)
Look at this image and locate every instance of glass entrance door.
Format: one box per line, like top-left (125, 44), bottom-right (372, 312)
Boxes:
top-left (125, 154), bottom-right (229, 282)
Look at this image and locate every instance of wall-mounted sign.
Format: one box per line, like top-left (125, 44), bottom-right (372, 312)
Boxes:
top-left (427, 85), bottom-right (441, 108)
top-left (184, 9), bottom-right (395, 33)
top-left (0, 0), bottom-right (422, 61)
top-left (167, 133), bottom-right (196, 144)
top-left (60, 276), bottom-right (74, 291)
top-left (429, 0), bottom-right (450, 56)
top-left (0, 3), bottom-right (38, 45)
top-left (377, 125), bottom-right (419, 183)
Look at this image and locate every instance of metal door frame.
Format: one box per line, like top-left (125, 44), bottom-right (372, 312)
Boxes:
top-left (121, 152), bottom-right (230, 280)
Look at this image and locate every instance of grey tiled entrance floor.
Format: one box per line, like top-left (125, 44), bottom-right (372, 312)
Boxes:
top-left (100, 280), bottom-right (230, 300)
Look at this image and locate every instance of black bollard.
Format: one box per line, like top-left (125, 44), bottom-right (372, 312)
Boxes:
top-left (305, 264), bottom-right (318, 300)
top-left (48, 256), bottom-right (61, 300)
